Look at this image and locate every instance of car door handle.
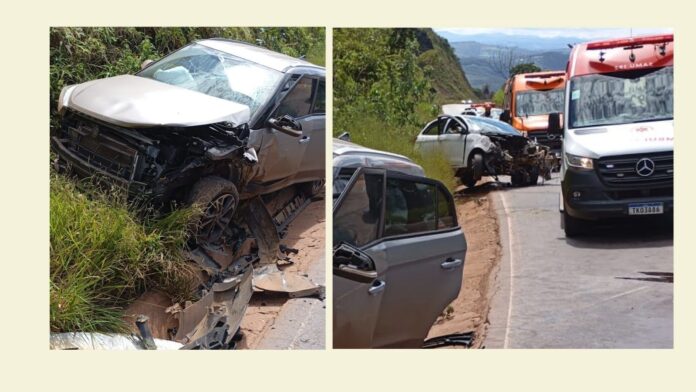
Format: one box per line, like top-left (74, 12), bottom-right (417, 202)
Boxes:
top-left (298, 135), bottom-right (311, 144)
top-left (368, 280), bottom-right (386, 295)
top-left (441, 258), bottom-right (463, 270)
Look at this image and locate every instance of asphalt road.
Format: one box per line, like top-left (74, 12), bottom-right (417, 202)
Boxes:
top-left (485, 173), bottom-right (673, 348)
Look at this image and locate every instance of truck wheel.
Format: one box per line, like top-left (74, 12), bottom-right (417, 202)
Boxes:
top-left (561, 208), bottom-right (586, 238)
top-left (188, 176), bottom-right (240, 245)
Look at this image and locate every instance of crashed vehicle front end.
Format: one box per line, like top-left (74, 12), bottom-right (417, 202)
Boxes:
top-left (52, 73), bottom-right (259, 204)
top-left (483, 132), bottom-right (554, 183)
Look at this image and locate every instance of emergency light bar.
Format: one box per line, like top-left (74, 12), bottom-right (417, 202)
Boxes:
top-left (586, 34), bottom-right (673, 50)
top-left (524, 71), bottom-right (565, 78)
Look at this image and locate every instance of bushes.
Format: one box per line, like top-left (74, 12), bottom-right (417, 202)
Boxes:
top-left (49, 173), bottom-right (199, 333)
top-left (333, 28), bottom-right (461, 189)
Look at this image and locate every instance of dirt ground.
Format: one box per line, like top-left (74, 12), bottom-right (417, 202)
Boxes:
top-left (426, 180), bottom-right (502, 348)
top-left (239, 199), bottom-right (326, 349)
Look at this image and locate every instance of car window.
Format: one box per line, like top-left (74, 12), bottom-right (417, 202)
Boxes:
top-left (437, 186), bottom-right (456, 229)
top-left (275, 77), bottom-right (313, 118)
top-left (333, 172), bottom-right (384, 247)
top-left (422, 120), bottom-right (440, 135)
top-left (444, 118), bottom-right (464, 134)
top-left (312, 80), bottom-right (325, 114)
top-left (383, 178), bottom-right (438, 237)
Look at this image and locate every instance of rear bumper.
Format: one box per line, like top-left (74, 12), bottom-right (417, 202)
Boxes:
top-left (561, 166), bottom-right (673, 220)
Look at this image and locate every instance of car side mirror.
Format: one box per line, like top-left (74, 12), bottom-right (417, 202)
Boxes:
top-left (267, 115), bottom-right (303, 137)
top-left (500, 109), bottom-right (512, 124)
top-left (548, 112), bottom-right (563, 135)
top-left (140, 59), bottom-right (155, 70)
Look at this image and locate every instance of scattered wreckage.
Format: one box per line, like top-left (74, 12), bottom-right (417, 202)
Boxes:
top-left (51, 39), bottom-right (326, 349)
top-left (415, 114), bottom-right (557, 187)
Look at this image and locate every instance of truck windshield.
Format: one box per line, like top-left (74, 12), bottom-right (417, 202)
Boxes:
top-left (515, 89), bottom-right (564, 117)
top-left (568, 66), bottom-right (673, 128)
top-left (138, 43), bottom-right (284, 117)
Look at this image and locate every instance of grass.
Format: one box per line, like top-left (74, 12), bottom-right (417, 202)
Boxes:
top-left (342, 114), bottom-right (457, 191)
top-left (50, 173), bottom-right (199, 333)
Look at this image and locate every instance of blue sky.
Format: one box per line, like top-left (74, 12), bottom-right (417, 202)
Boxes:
top-left (434, 28), bottom-right (673, 40)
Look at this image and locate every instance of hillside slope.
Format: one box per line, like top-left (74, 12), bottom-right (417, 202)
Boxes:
top-left (415, 29), bottom-right (479, 103)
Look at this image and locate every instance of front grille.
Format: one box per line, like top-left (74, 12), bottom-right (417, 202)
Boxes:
top-left (597, 151), bottom-right (673, 187)
top-left (60, 112), bottom-right (141, 181)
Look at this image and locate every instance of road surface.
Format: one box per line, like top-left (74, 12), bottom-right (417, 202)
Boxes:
top-left (485, 173), bottom-right (673, 348)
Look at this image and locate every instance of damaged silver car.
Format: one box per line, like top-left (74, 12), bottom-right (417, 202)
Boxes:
top-left (415, 115), bottom-right (555, 187)
top-left (53, 39), bottom-right (325, 245)
top-left (51, 39), bottom-right (325, 349)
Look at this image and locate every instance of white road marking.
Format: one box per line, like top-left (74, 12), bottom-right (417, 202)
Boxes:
top-left (580, 286), bottom-right (650, 310)
top-left (500, 192), bottom-right (515, 349)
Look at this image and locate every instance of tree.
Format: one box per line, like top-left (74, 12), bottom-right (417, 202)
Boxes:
top-left (509, 62), bottom-right (542, 77)
top-left (487, 47), bottom-right (530, 79)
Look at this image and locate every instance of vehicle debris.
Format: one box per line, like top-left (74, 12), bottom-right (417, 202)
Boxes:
top-left (423, 332), bottom-right (475, 349)
top-left (50, 332), bottom-right (183, 350)
top-left (253, 264), bottom-right (325, 299)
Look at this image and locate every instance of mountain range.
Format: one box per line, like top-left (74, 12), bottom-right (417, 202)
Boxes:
top-left (434, 31), bottom-right (584, 91)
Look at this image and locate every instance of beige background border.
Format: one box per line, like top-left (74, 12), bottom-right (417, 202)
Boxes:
top-left (0, 0), bottom-right (692, 390)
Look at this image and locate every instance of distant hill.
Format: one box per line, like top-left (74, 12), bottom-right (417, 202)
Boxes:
top-left (436, 31), bottom-right (585, 51)
top-left (415, 29), bottom-right (478, 103)
top-left (449, 40), bottom-right (570, 90)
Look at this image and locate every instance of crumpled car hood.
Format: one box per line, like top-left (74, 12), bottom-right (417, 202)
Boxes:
top-left (64, 75), bottom-right (251, 128)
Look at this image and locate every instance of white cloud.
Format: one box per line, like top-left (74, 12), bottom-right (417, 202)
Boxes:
top-left (435, 28), bottom-right (673, 40)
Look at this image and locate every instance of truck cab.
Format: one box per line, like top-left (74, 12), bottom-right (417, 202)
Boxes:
top-left (557, 34), bottom-right (673, 236)
top-left (502, 71), bottom-right (566, 154)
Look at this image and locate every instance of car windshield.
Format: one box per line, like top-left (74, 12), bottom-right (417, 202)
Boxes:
top-left (467, 116), bottom-right (522, 136)
top-left (515, 88), bottom-right (564, 117)
top-left (568, 66), bottom-right (673, 128)
top-left (138, 43), bottom-right (284, 117)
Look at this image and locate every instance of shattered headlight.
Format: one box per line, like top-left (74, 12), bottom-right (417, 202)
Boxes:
top-left (565, 153), bottom-right (594, 170)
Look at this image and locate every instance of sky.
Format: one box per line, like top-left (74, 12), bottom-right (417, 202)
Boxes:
top-left (434, 28), bottom-right (673, 40)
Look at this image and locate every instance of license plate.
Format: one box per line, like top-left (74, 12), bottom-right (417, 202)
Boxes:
top-left (628, 202), bottom-right (664, 215)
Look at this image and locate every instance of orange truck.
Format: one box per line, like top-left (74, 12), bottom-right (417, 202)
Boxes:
top-left (501, 71), bottom-right (566, 153)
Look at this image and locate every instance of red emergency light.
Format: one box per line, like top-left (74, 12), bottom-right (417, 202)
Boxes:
top-left (524, 71), bottom-right (565, 78)
top-left (586, 34), bottom-right (673, 50)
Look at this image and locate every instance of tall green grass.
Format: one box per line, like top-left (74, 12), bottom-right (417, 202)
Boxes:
top-left (340, 114), bottom-right (457, 191)
top-left (50, 173), bottom-right (199, 333)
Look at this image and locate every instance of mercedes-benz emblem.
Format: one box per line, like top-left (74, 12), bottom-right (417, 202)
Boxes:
top-left (636, 158), bottom-right (655, 177)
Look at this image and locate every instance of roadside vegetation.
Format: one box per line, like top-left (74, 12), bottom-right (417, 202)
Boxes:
top-left (50, 173), bottom-right (199, 333)
top-left (333, 28), bottom-right (478, 189)
top-left (49, 27), bottom-right (325, 333)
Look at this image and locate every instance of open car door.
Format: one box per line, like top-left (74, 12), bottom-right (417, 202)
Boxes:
top-left (333, 168), bottom-right (387, 348)
top-left (333, 168), bottom-right (467, 348)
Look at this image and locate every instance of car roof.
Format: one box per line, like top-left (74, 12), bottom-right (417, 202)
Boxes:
top-left (333, 138), bottom-right (425, 177)
top-left (197, 39), bottom-right (324, 73)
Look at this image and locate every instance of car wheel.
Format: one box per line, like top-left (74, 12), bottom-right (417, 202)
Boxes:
top-left (510, 170), bottom-right (525, 187)
top-left (561, 208), bottom-right (587, 238)
top-left (470, 153), bottom-right (483, 182)
top-left (188, 176), bottom-right (240, 245)
top-left (528, 167), bottom-right (540, 185)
